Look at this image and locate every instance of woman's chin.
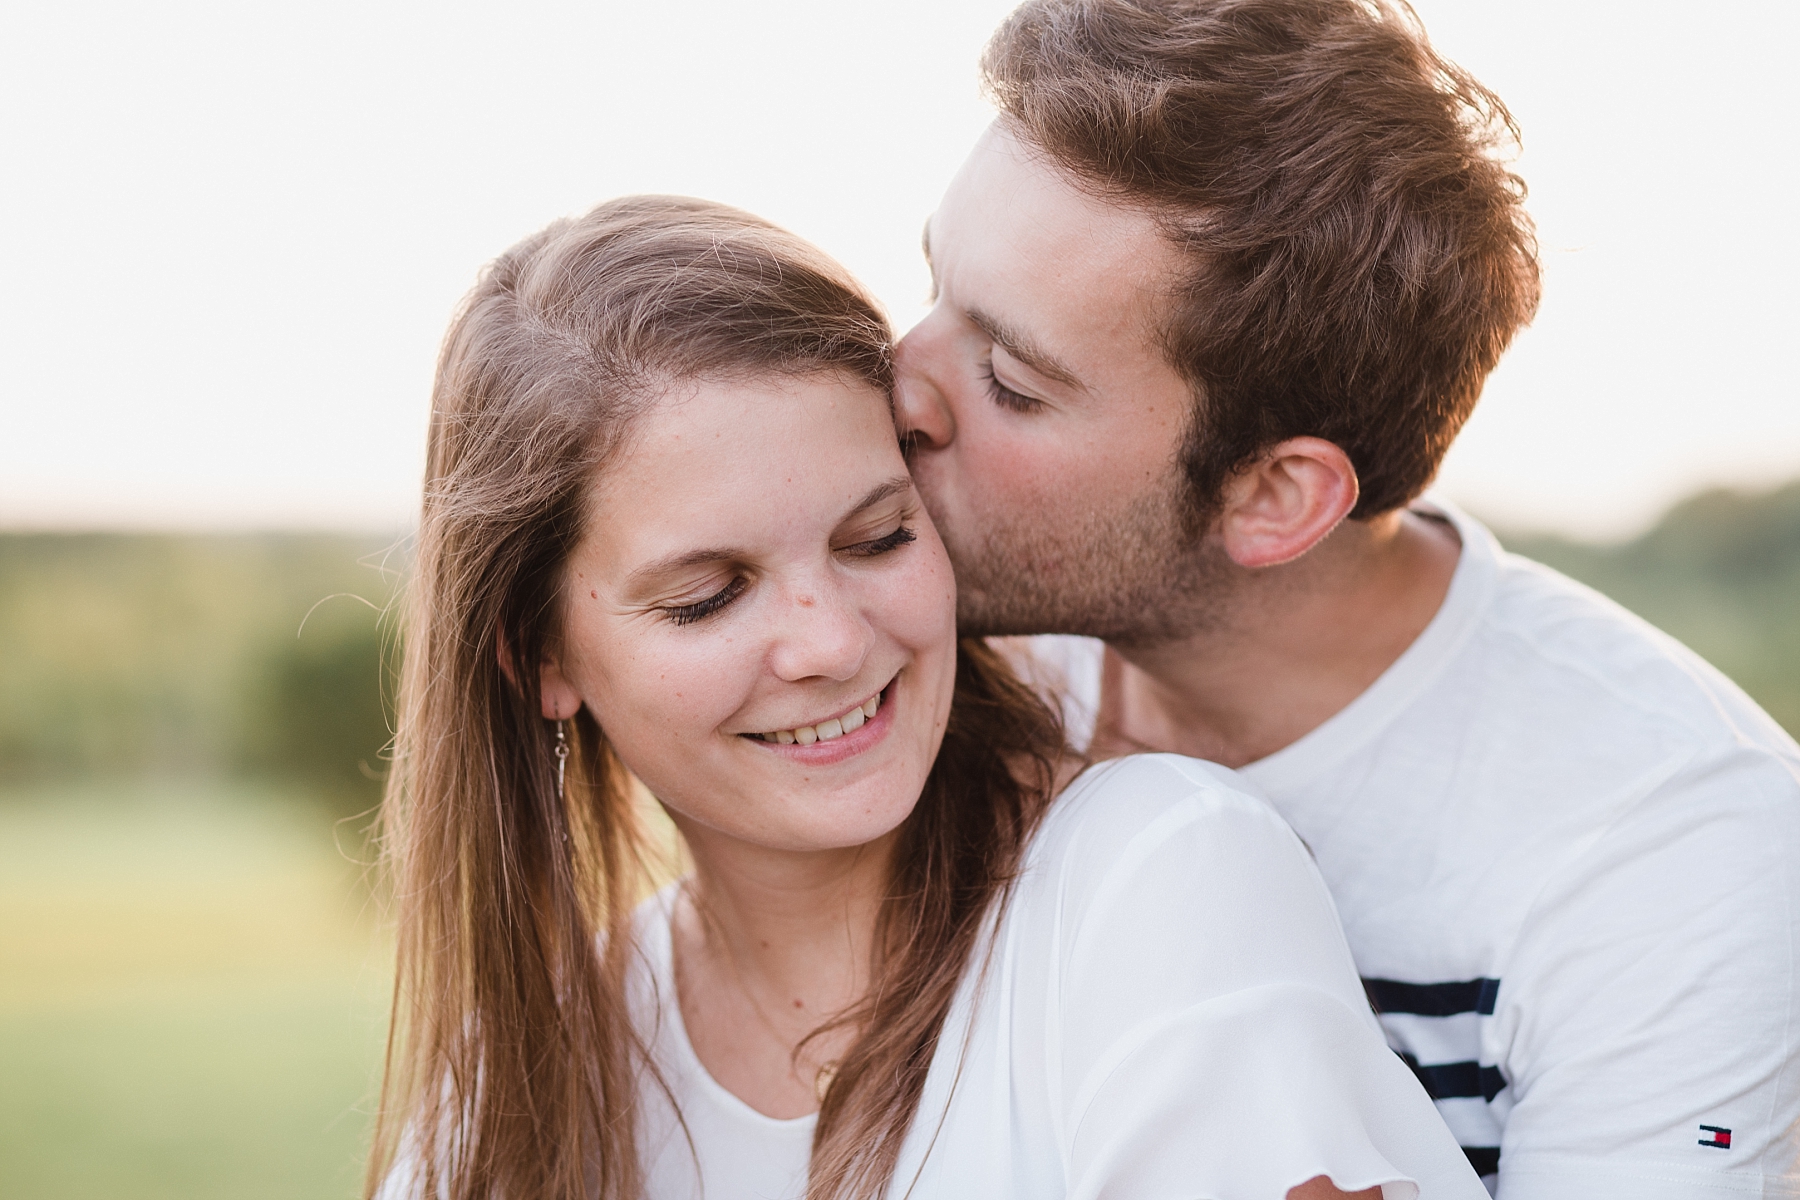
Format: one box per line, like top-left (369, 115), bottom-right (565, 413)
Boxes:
top-left (667, 757), bottom-right (932, 860)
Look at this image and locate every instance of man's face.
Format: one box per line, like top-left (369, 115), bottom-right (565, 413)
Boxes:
top-left (895, 123), bottom-right (1225, 643)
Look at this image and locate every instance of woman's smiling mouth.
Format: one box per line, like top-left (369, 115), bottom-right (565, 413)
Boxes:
top-left (746, 682), bottom-right (892, 746)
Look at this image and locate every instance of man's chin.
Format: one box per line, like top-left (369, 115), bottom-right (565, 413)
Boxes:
top-left (953, 592), bottom-right (1120, 643)
top-left (942, 502), bottom-right (1229, 643)
top-left (951, 584), bottom-right (1060, 640)
top-left (953, 566), bottom-right (1229, 646)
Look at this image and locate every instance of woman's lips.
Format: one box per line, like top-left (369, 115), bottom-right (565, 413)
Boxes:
top-left (743, 681), bottom-right (896, 763)
top-left (750, 685), bottom-right (885, 745)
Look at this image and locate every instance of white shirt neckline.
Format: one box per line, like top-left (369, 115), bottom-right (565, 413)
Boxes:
top-left (643, 886), bottom-right (821, 1136)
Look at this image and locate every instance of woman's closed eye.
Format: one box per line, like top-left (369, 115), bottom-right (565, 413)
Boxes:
top-left (840, 524), bottom-right (916, 557)
top-left (661, 523), bottom-right (914, 626)
top-left (981, 361), bottom-right (1044, 414)
top-left (665, 575), bottom-right (747, 626)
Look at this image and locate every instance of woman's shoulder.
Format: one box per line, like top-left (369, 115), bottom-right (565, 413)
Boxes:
top-left (1032, 752), bottom-right (1307, 892)
top-left (1019, 754), bottom-right (1357, 990)
top-left (1013, 754), bottom-right (1381, 1082)
top-left (1052, 750), bottom-right (1285, 819)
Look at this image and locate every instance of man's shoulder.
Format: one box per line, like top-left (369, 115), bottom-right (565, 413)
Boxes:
top-left (1478, 546), bottom-right (1798, 765)
top-left (1370, 546), bottom-right (1800, 930)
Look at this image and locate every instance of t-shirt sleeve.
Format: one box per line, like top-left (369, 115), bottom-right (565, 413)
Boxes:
top-left (1051, 758), bottom-right (1490, 1199)
top-left (1487, 751), bottom-right (1800, 1199)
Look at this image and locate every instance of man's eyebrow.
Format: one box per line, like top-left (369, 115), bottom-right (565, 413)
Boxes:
top-left (966, 307), bottom-right (1083, 389)
top-left (623, 476), bottom-right (914, 588)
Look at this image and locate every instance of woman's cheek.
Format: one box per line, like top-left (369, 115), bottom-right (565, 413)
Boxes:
top-left (910, 537), bottom-right (959, 643)
top-left (588, 631), bottom-right (718, 755)
top-left (639, 634), bottom-right (746, 736)
top-left (593, 642), bottom-right (725, 806)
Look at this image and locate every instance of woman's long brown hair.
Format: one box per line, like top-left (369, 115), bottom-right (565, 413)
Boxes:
top-left (368, 195), bottom-right (1064, 1200)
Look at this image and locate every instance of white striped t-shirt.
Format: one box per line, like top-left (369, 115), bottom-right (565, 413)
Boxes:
top-left (1022, 500), bottom-right (1800, 1199)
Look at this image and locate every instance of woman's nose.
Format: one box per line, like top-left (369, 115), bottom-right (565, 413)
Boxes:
top-left (767, 582), bottom-right (871, 683)
top-left (893, 325), bottom-right (957, 454)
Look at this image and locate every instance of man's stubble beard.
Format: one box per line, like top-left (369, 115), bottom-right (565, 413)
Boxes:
top-left (940, 473), bottom-right (1233, 647)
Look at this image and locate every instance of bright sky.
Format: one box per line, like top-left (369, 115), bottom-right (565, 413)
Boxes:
top-left (2, 0), bottom-right (1794, 539)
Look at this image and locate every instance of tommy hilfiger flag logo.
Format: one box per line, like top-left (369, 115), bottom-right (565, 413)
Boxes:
top-left (1699, 1125), bottom-right (1732, 1149)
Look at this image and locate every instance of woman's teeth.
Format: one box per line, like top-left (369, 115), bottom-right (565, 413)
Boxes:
top-left (758, 692), bottom-right (881, 745)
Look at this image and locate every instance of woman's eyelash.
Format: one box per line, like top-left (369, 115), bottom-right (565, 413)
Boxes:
top-left (981, 362), bottom-right (1043, 413)
top-left (845, 525), bottom-right (917, 557)
top-left (667, 576), bottom-right (746, 626)
top-left (664, 527), bottom-right (913, 625)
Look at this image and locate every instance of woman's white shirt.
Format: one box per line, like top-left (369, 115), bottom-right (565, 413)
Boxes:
top-left (631, 754), bottom-right (1487, 1200)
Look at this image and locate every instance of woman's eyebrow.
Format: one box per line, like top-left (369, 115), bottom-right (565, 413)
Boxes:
top-left (846, 476), bottom-right (915, 519)
top-left (624, 545), bottom-right (740, 590)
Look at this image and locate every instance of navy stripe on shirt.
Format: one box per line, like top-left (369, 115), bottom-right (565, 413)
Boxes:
top-left (1366, 977), bottom-right (1507, 1179)
top-left (1399, 1053), bottom-right (1508, 1102)
top-left (1363, 976), bottom-right (1499, 1017)
top-left (1463, 1147), bottom-right (1500, 1177)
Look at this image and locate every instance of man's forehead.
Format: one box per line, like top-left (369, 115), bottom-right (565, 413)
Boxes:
top-left (928, 125), bottom-right (1177, 349)
top-left (956, 128), bottom-right (1164, 245)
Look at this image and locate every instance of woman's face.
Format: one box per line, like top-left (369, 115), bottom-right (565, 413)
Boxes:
top-left (541, 373), bottom-right (958, 857)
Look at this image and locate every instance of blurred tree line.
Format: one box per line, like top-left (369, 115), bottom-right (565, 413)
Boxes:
top-left (0, 478), bottom-right (1795, 814)
top-left (0, 534), bottom-right (400, 812)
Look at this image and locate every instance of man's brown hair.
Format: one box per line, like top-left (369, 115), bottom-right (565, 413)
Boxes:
top-left (983, 0), bottom-right (1541, 519)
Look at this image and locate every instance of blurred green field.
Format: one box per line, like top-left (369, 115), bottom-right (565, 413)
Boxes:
top-left (0, 782), bottom-right (388, 1200)
top-left (0, 480), bottom-right (1795, 1198)
top-left (1, 535), bottom-right (397, 1200)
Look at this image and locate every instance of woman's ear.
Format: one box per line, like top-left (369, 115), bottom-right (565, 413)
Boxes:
top-left (495, 627), bottom-right (583, 721)
top-left (1216, 437), bottom-right (1359, 569)
top-left (538, 656), bottom-right (583, 721)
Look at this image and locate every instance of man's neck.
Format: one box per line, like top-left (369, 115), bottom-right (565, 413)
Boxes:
top-left (1093, 509), bottom-right (1461, 769)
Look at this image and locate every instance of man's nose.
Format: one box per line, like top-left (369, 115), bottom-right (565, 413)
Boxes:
top-left (893, 326), bottom-right (957, 454)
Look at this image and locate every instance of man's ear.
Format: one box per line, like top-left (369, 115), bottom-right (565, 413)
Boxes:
top-left (1216, 437), bottom-right (1359, 569)
top-left (495, 628), bottom-right (583, 721)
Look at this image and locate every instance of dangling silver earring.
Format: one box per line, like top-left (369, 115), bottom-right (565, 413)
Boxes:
top-left (553, 718), bottom-right (570, 800)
